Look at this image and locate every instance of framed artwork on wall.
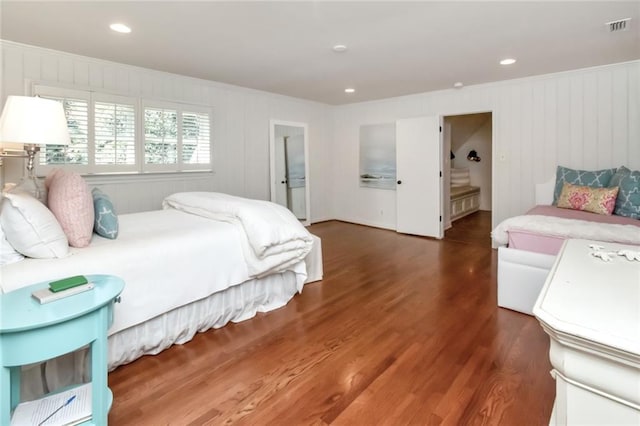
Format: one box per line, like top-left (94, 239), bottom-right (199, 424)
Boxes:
top-left (359, 123), bottom-right (396, 190)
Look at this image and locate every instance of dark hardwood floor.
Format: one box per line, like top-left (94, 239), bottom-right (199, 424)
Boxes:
top-left (445, 211), bottom-right (492, 247)
top-left (108, 220), bottom-right (554, 425)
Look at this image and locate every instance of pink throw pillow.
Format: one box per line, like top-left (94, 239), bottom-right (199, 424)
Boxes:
top-left (45, 169), bottom-right (94, 247)
top-left (557, 182), bottom-right (619, 216)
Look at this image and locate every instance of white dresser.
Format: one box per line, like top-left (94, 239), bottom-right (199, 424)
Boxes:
top-left (533, 239), bottom-right (640, 425)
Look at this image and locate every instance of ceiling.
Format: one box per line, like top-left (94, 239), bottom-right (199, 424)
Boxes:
top-left (1, 1), bottom-right (638, 105)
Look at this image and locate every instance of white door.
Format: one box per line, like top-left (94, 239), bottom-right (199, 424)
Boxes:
top-left (396, 116), bottom-right (443, 238)
top-left (443, 121), bottom-right (452, 229)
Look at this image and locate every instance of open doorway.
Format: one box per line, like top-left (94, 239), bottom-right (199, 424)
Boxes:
top-left (442, 112), bottom-right (492, 246)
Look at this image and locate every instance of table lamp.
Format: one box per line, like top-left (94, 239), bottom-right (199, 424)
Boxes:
top-left (0, 96), bottom-right (71, 200)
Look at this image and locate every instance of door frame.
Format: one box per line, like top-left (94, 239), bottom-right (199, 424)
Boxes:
top-left (440, 109), bottom-right (495, 230)
top-left (269, 119), bottom-right (311, 226)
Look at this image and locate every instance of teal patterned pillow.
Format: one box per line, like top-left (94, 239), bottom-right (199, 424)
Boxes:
top-left (553, 166), bottom-right (616, 205)
top-left (92, 188), bottom-right (119, 239)
top-left (609, 166), bottom-right (640, 219)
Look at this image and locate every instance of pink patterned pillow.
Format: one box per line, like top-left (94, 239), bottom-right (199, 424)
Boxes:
top-left (45, 169), bottom-right (95, 247)
top-left (557, 182), bottom-right (619, 215)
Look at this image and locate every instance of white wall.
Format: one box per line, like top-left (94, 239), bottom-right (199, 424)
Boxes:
top-left (0, 41), bottom-right (333, 222)
top-left (452, 119), bottom-right (492, 211)
top-left (2, 41), bottom-right (637, 229)
top-left (331, 60), bottom-right (639, 229)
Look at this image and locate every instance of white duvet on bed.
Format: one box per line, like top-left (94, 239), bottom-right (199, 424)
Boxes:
top-left (492, 214), bottom-right (640, 246)
top-left (0, 209), bottom-right (307, 335)
top-left (163, 192), bottom-right (313, 277)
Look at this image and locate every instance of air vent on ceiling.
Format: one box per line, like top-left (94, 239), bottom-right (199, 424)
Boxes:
top-left (606, 18), bottom-right (631, 32)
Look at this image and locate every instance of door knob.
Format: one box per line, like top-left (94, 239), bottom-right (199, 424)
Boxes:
top-left (397, 180), bottom-right (402, 184)
top-left (281, 180), bottom-right (287, 184)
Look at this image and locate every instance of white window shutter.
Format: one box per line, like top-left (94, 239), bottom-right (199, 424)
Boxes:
top-left (94, 102), bottom-right (136, 165)
top-left (182, 112), bottom-right (211, 165)
top-left (38, 96), bottom-right (89, 166)
top-left (144, 107), bottom-right (178, 165)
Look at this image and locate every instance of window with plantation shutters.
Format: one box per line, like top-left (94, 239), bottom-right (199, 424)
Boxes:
top-left (144, 107), bottom-right (178, 166)
top-left (182, 111), bottom-right (210, 165)
top-left (36, 93), bottom-right (90, 168)
top-left (32, 84), bottom-right (212, 175)
top-left (94, 101), bottom-right (136, 166)
top-left (34, 87), bottom-right (138, 173)
top-left (143, 102), bottom-right (211, 171)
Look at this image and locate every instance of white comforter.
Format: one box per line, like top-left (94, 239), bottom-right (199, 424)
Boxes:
top-left (1, 210), bottom-right (292, 334)
top-left (492, 214), bottom-right (640, 246)
top-left (163, 192), bottom-right (314, 278)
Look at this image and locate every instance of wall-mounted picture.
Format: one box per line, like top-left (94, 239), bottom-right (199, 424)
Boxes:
top-left (359, 123), bottom-right (396, 190)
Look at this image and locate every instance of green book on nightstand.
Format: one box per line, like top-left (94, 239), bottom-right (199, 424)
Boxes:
top-left (49, 275), bottom-right (88, 292)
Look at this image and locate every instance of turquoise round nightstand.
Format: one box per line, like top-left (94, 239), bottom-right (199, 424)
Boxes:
top-left (0, 274), bottom-right (124, 425)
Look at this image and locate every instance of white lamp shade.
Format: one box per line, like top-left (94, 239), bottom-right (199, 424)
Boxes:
top-left (0, 96), bottom-right (71, 146)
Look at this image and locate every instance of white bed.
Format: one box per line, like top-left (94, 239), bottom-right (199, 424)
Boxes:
top-left (1, 192), bottom-right (323, 399)
top-left (494, 178), bottom-right (640, 315)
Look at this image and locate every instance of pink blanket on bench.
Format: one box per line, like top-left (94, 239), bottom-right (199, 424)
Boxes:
top-left (493, 205), bottom-right (640, 255)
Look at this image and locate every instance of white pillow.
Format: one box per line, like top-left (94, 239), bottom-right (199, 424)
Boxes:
top-left (0, 223), bottom-right (24, 266)
top-left (450, 167), bottom-right (470, 178)
top-left (0, 191), bottom-right (69, 258)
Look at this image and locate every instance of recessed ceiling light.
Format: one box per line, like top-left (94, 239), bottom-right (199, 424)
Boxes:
top-left (333, 44), bottom-right (348, 52)
top-left (345, 88), bottom-right (355, 93)
top-left (110, 23), bottom-right (131, 34)
top-left (453, 82), bottom-right (464, 89)
top-left (500, 58), bottom-right (517, 65)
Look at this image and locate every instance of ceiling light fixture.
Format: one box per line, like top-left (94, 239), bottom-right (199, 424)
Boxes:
top-left (110, 23), bottom-right (131, 34)
top-left (500, 58), bottom-right (517, 65)
top-left (344, 88), bottom-right (355, 93)
top-left (333, 44), bottom-right (348, 52)
top-left (453, 82), bottom-right (464, 89)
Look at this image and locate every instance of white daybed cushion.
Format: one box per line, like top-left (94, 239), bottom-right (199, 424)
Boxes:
top-left (0, 191), bottom-right (68, 259)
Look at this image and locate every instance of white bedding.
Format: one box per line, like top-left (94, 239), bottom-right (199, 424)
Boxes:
top-left (0, 209), bottom-right (308, 335)
top-left (492, 214), bottom-right (640, 246)
top-left (163, 192), bottom-right (313, 277)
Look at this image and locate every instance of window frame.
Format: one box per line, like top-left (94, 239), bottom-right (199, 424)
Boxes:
top-left (34, 85), bottom-right (93, 176)
top-left (91, 92), bottom-right (140, 174)
top-left (180, 108), bottom-right (213, 169)
top-left (142, 100), bottom-right (213, 173)
top-left (32, 84), bottom-right (213, 176)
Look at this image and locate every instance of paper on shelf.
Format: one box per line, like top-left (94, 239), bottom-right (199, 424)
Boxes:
top-left (10, 383), bottom-right (92, 426)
